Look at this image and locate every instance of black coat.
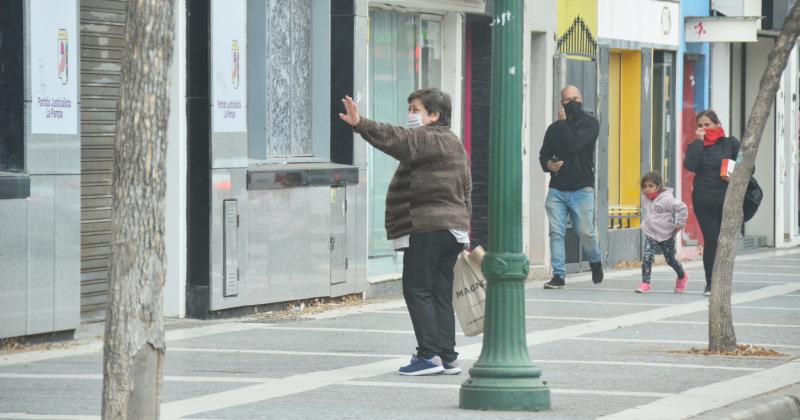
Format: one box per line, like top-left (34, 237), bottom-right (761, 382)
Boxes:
top-left (683, 136), bottom-right (740, 207)
top-left (538, 112), bottom-right (599, 191)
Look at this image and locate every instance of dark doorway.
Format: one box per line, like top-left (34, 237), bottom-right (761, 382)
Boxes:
top-left (465, 16), bottom-right (492, 251)
top-left (0, 0), bottom-right (24, 173)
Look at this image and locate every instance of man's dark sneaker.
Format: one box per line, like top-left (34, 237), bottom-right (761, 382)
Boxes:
top-left (544, 276), bottom-right (565, 289)
top-left (590, 261), bottom-right (604, 284)
top-left (704, 284), bottom-right (711, 297)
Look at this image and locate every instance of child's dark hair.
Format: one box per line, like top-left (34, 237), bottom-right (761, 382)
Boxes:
top-left (408, 88), bottom-right (452, 126)
top-left (696, 109), bottom-right (721, 125)
top-left (641, 171), bottom-right (664, 191)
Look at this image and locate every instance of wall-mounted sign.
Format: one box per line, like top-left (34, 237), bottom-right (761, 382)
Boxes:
top-left (684, 16), bottom-right (760, 43)
top-left (212, 0), bottom-right (247, 133)
top-left (598, 0), bottom-right (679, 48)
top-left (30, 0), bottom-right (78, 134)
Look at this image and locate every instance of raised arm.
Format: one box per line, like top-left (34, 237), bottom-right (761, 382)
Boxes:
top-left (354, 118), bottom-right (426, 161)
top-left (339, 95), bottom-right (422, 162)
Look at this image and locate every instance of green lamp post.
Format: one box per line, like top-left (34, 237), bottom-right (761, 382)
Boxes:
top-left (458, 0), bottom-right (551, 411)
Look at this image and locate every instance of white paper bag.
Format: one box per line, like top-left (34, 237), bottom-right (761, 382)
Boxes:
top-left (452, 246), bottom-right (487, 337)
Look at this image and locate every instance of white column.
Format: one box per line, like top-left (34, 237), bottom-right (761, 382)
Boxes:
top-left (526, 0), bottom-right (557, 267)
top-left (776, 45), bottom-right (799, 247)
top-left (710, 43), bottom-right (731, 131)
top-left (785, 46), bottom-right (800, 244)
top-left (164, 1), bottom-right (188, 318)
top-left (442, 12), bottom-right (464, 138)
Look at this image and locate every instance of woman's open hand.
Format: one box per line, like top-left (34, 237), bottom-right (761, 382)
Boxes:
top-left (339, 95), bottom-right (361, 127)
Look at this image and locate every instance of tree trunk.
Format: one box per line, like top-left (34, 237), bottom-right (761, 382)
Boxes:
top-left (102, 0), bottom-right (175, 418)
top-left (709, 3), bottom-right (800, 352)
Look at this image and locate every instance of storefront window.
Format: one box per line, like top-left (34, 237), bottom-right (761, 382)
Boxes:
top-left (652, 51), bottom-right (675, 187)
top-left (0, 0), bottom-right (24, 173)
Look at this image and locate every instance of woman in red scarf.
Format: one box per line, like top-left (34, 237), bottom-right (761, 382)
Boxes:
top-left (684, 110), bottom-right (741, 297)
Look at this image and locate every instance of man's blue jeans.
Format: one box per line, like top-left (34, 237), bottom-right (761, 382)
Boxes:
top-left (545, 187), bottom-right (602, 278)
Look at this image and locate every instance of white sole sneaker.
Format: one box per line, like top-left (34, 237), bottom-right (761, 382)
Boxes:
top-left (441, 366), bottom-right (462, 375)
top-left (398, 366), bottom-right (444, 376)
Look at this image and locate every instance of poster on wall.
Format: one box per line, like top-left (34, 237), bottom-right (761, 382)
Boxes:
top-left (30, 0), bottom-right (78, 134)
top-left (212, 0), bottom-right (247, 133)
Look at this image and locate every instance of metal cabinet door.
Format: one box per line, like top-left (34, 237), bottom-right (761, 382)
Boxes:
top-left (330, 186), bottom-right (347, 286)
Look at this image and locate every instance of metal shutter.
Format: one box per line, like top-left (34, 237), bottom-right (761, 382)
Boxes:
top-left (79, 0), bottom-right (127, 322)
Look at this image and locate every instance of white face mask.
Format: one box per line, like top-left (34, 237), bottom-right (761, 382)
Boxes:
top-left (407, 113), bottom-right (423, 128)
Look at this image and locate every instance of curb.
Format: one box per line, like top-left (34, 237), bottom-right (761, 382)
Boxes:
top-left (720, 395), bottom-right (800, 420)
top-left (364, 275), bottom-right (402, 299)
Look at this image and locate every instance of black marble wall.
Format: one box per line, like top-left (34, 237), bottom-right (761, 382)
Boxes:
top-left (330, 0), bottom-right (354, 165)
top-left (186, 0), bottom-right (211, 315)
top-left (0, 0), bottom-right (24, 173)
top-left (468, 18), bottom-right (492, 251)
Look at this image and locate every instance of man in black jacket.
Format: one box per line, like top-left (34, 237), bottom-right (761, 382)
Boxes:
top-left (539, 85), bottom-right (603, 288)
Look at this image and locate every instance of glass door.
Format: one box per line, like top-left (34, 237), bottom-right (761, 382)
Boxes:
top-left (652, 51), bottom-right (675, 187)
top-left (368, 9), bottom-right (442, 276)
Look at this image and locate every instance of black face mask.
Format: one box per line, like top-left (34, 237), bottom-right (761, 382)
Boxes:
top-left (564, 100), bottom-right (583, 118)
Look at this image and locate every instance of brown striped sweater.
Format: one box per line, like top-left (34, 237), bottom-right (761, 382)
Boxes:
top-left (354, 118), bottom-right (472, 240)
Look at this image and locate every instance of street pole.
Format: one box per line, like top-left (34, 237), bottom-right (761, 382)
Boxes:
top-left (459, 0), bottom-right (551, 411)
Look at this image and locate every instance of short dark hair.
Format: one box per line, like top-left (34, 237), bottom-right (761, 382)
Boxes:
top-left (407, 88), bottom-right (451, 126)
top-left (641, 171), bottom-right (664, 191)
top-left (696, 109), bottom-right (721, 125)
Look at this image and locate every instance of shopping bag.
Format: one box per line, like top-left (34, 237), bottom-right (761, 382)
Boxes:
top-left (452, 246), bottom-right (486, 337)
top-left (743, 176), bottom-right (762, 222)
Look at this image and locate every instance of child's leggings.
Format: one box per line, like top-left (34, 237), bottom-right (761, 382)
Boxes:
top-left (642, 236), bottom-right (685, 284)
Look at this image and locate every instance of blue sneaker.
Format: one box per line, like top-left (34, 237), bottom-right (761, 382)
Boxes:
top-left (398, 355), bottom-right (444, 376)
top-left (441, 359), bottom-right (462, 375)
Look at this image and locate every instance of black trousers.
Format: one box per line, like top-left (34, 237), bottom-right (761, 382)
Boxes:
top-left (695, 203), bottom-right (723, 287)
top-left (402, 230), bottom-right (462, 363)
top-left (642, 236), bottom-right (684, 283)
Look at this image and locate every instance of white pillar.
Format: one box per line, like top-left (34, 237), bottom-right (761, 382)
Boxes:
top-left (442, 12), bottom-right (464, 138)
top-left (785, 46), bottom-right (800, 245)
top-left (164, 1), bottom-right (188, 318)
top-left (526, 0), bottom-right (556, 268)
top-left (710, 43), bottom-right (731, 130)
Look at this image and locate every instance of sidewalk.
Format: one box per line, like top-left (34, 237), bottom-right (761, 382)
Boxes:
top-left (1, 248), bottom-right (799, 419)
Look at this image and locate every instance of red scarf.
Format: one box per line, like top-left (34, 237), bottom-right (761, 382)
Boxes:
top-left (703, 127), bottom-right (726, 147)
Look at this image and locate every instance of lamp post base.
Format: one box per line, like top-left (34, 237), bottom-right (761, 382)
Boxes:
top-left (459, 377), bottom-right (551, 411)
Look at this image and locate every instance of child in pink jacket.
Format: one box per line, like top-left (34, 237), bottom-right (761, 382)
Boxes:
top-left (638, 171), bottom-right (689, 294)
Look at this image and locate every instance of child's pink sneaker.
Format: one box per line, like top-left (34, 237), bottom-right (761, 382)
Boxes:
top-left (675, 273), bottom-right (688, 293)
top-left (635, 282), bottom-right (651, 293)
